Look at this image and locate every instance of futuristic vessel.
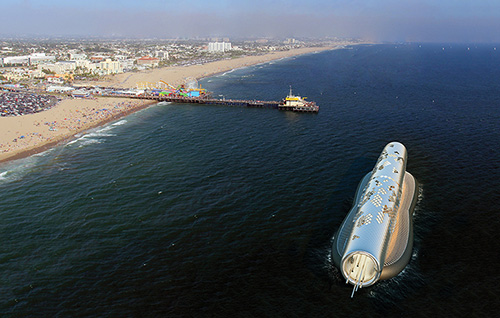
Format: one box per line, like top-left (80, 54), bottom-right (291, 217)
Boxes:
top-left (331, 142), bottom-right (418, 297)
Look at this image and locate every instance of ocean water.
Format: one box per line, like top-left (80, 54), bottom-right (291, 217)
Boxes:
top-left (1, 44), bottom-right (500, 317)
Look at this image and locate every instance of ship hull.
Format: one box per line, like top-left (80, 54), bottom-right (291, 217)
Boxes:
top-left (278, 104), bottom-right (319, 113)
top-left (331, 142), bottom-right (418, 292)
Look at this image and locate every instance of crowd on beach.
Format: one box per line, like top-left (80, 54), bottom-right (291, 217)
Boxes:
top-left (35, 100), bottom-right (146, 132)
top-left (0, 99), bottom-right (149, 157)
top-left (0, 91), bottom-right (58, 117)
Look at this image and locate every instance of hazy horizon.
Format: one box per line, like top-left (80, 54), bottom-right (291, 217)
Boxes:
top-left (1, 0), bottom-right (500, 43)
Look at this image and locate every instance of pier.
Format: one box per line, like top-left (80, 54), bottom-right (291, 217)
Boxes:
top-left (97, 81), bottom-right (319, 112)
top-left (102, 93), bottom-right (319, 113)
top-left (2, 79), bottom-right (320, 113)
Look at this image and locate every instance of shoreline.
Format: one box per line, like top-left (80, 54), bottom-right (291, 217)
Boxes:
top-left (0, 98), bottom-right (155, 165)
top-left (0, 44), bottom-right (351, 166)
top-left (0, 99), bottom-right (155, 165)
top-left (90, 46), bottom-right (337, 88)
top-left (195, 49), bottom-right (326, 81)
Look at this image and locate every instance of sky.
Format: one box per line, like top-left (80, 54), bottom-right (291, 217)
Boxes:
top-left (1, 0), bottom-right (500, 42)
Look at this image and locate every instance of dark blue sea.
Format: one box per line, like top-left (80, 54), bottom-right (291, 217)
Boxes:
top-left (1, 44), bottom-right (500, 317)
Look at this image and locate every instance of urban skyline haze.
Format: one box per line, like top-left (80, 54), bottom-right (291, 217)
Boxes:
top-left (1, 0), bottom-right (499, 42)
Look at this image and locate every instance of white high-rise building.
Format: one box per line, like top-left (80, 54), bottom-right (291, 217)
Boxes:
top-left (208, 42), bottom-right (232, 53)
top-left (155, 51), bottom-right (169, 60)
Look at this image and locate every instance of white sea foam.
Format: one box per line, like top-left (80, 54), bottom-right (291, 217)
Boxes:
top-left (0, 154), bottom-right (50, 184)
top-left (95, 125), bottom-right (115, 134)
top-left (65, 139), bottom-right (80, 146)
top-left (112, 119), bottom-right (128, 126)
top-left (0, 118), bottom-right (124, 183)
top-left (0, 168), bottom-right (23, 184)
top-left (221, 69), bottom-right (235, 76)
top-left (65, 133), bottom-right (106, 148)
top-left (68, 134), bottom-right (106, 148)
top-left (88, 132), bottom-right (115, 138)
top-left (78, 138), bottom-right (101, 147)
top-left (65, 122), bottom-right (121, 148)
top-left (33, 148), bottom-right (54, 157)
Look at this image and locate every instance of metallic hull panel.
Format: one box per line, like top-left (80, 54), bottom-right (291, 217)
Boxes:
top-left (331, 142), bottom-right (418, 294)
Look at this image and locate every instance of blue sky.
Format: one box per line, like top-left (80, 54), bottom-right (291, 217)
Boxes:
top-left (1, 0), bottom-right (500, 42)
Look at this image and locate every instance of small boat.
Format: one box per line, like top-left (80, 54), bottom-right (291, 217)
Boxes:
top-left (278, 86), bottom-right (319, 113)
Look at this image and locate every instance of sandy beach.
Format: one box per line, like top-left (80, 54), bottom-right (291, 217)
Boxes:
top-left (94, 46), bottom-right (335, 88)
top-left (0, 97), bottom-right (154, 163)
top-left (0, 45), bottom-right (337, 164)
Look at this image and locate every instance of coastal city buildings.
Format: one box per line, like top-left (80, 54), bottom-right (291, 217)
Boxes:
top-left (208, 42), bottom-right (232, 53)
top-left (136, 56), bottom-right (160, 67)
top-left (39, 61), bottom-right (77, 74)
top-left (69, 53), bottom-right (86, 60)
top-left (96, 59), bottom-right (123, 75)
top-left (1, 53), bottom-right (55, 66)
top-left (0, 37), bottom-right (359, 86)
top-left (155, 51), bottom-right (169, 60)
